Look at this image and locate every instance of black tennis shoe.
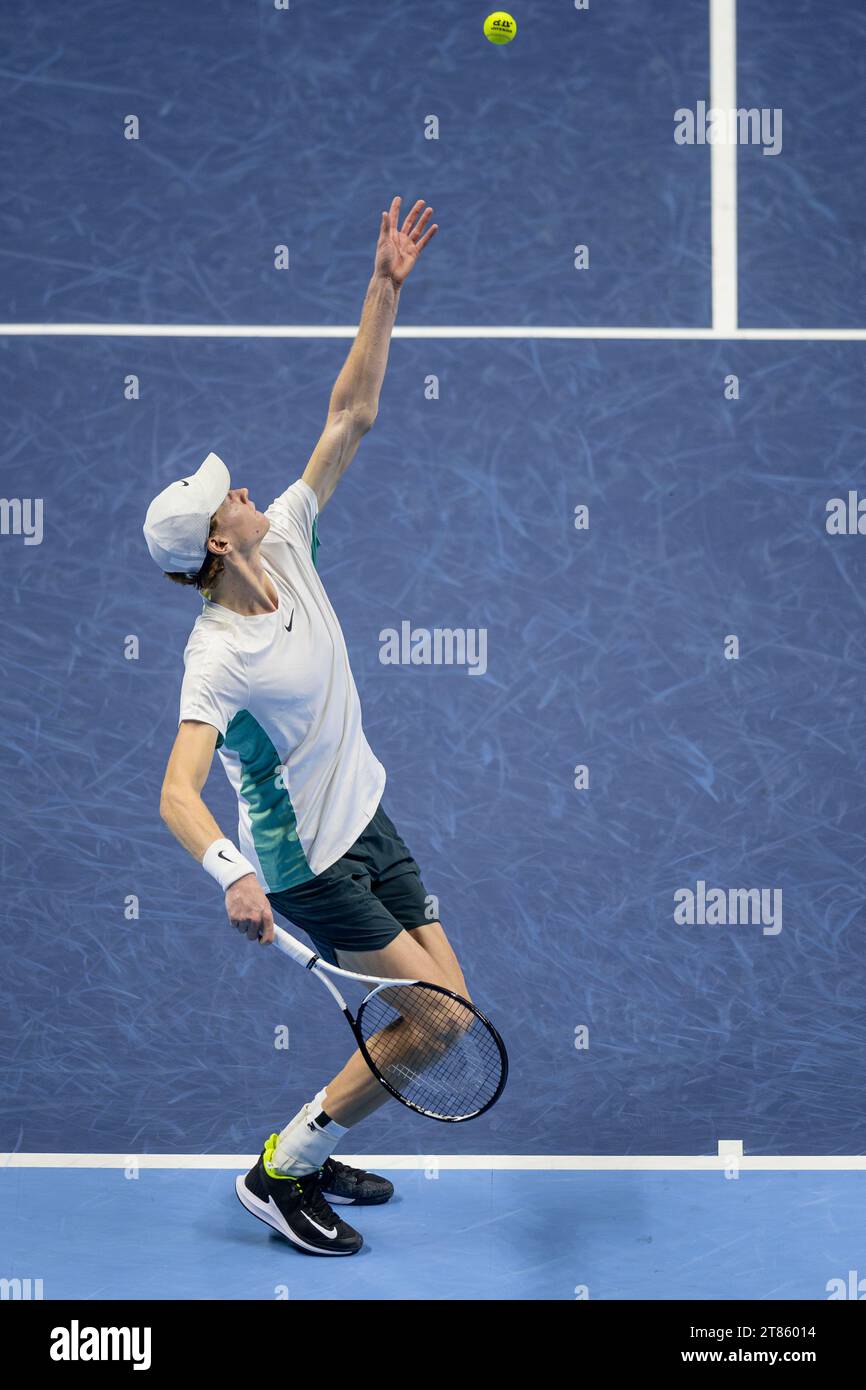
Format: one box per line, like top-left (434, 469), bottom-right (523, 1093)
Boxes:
top-left (235, 1136), bottom-right (363, 1256)
top-left (319, 1155), bottom-right (395, 1205)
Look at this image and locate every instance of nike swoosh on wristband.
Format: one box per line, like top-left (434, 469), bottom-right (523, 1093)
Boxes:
top-left (217, 851), bottom-right (236, 863)
top-left (300, 1209), bottom-right (338, 1239)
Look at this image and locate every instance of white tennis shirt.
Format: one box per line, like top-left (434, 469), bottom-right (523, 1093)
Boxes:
top-left (178, 479), bottom-right (386, 890)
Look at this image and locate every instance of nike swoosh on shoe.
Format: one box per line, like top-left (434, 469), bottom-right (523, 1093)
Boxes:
top-left (299, 1208), bottom-right (338, 1239)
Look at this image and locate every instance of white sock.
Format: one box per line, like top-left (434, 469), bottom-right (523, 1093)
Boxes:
top-left (269, 1088), bottom-right (349, 1177)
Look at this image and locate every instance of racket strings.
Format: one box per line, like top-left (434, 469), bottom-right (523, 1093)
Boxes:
top-left (358, 984), bottom-right (503, 1119)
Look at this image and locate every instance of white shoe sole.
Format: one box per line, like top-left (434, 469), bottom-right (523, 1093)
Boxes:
top-left (319, 1189), bottom-right (354, 1204)
top-left (234, 1175), bottom-right (360, 1256)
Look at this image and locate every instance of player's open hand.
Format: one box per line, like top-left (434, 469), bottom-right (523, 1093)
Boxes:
top-left (374, 196), bottom-right (438, 287)
top-left (225, 874), bottom-right (275, 944)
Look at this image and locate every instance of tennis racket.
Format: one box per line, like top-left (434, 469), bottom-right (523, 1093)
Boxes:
top-left (270, 923), bottom-right (508, 1122)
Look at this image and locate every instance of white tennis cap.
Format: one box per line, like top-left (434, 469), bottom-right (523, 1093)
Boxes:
top-left (143, 452), bottom-right (231, 574)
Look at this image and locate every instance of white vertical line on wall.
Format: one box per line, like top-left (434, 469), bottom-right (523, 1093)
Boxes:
top-left (710, 0), bottom-right (738, 331)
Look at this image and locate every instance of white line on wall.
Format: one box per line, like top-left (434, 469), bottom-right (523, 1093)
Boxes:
top-left (710, 0), bottom-right (739, 332)
top-left (0, 324), bottom-right (864, 340)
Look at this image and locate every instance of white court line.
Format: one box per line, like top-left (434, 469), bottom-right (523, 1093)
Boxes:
top-left (2, 1153), bottom-right (865, 1170)
top-left (0, 324), bottom-right (865, 340)
top-left (710, 0), bottom-right (738, 332)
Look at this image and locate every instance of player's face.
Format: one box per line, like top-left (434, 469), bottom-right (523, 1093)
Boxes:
top-left (212, 487), bottom-right (270, 555)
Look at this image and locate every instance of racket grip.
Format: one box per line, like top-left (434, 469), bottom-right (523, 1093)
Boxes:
top-left (272, 923), bottom-right (318, 968)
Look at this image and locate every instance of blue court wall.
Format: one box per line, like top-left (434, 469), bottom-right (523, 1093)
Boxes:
top-left (1, 0), bottom-right (865, 1157)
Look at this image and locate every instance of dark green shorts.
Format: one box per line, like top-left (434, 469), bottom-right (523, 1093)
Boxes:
top-left (267, 802), bottom-right (432, 966)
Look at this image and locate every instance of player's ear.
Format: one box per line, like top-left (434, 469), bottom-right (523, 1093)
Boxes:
top-left (207, 532), bottom-right (230, 557)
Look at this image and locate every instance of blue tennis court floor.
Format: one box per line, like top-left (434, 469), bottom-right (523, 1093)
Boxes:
top-left (1, 1167), bottom-right (861, 1301)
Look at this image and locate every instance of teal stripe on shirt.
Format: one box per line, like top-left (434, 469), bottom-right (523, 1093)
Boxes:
top-left (221, 709), bottom-right (313, 889)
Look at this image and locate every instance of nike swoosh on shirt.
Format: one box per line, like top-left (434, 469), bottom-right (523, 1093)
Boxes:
top-left (285, 609), bottom-right (294, 633)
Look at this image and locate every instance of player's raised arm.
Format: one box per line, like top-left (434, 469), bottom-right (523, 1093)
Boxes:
top-left (302, 195), bottom-right (438, 511)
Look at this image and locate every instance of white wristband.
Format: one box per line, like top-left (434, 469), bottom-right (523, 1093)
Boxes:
top-left (202, 838), bottom-right (257, 893)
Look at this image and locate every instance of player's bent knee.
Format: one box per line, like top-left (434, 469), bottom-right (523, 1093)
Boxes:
top-left (407, 921), bottom-right (473, 1001)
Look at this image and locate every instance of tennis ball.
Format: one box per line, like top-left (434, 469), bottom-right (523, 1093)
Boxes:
top-left (484, 12), bottom-right (517, 45)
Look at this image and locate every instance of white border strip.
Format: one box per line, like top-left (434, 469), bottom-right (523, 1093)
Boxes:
top-left (2, 1153), bottom-right (865, 1171)
top-left (710, 0), bottom-right (738, 332)
top-left (0, 324), bottom-right (864, 340)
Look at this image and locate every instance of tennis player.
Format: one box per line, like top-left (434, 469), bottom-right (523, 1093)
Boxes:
top-left (145, 198), bottom-right (468, 1257)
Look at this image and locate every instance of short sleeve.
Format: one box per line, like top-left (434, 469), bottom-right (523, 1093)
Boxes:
top-left (264, 479), bottom-right (320, 569)
top-left (179, 635), bottom-right (247, 739)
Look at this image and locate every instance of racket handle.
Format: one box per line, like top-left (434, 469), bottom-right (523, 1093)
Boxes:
top-left (272, 923), bottom-right (318, 968)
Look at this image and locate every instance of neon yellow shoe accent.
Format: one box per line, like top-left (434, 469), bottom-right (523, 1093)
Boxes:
top-left (262, 1133), bottom-right (302, 1186)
